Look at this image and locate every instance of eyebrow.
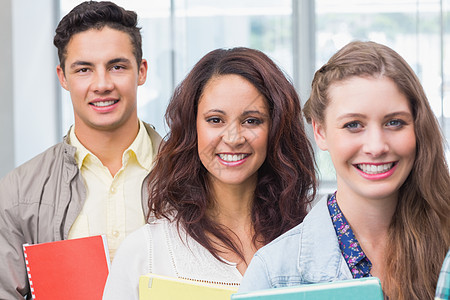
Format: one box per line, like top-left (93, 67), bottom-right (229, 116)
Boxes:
top-left (69, 61), bottom-right (94, 69)
top-left (384, 111), bottom-right (413, 119)
top-left (203, 109), bottom-right (225, 115)
top-left (108, 57), bottom-right (132, 65)
top-left (242, 110), bottom-right (269, 118)
top-left (203, 109), bottom-right (269, 118)
top-left (336, 113), bottom-right (365, 122)
top-left (336, 111), bottom-right (412, 121)
top-left (69, 57), bottom-right (132, 69)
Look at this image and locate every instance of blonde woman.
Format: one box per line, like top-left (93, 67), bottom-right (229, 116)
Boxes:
top-left (239, 41), bottom-right (450, 299)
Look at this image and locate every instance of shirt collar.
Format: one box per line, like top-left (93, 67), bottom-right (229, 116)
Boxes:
top-left (68, 126), bottom-right (91, 169)
top-left (328, 192), bottom-right (372, 278)
top-left (125, 120), bottom-right (153, 171)
top-left (68, 120), bottom-right (153, 171)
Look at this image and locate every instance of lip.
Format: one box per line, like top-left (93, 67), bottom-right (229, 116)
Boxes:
top-left (89, 98), bottom-right (119, 113)
top-left (216, 153), bottom-right (250, 167)
top-left (354, 161), bottom-right (398, 180)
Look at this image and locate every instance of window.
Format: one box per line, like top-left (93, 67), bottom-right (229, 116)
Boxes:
top-left (59, 0), bottom-right (293, 135)
top-left (59, 0), bottom-right (449, 191)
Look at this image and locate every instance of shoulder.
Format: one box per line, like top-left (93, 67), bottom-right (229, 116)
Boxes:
top-left (116, 223), bottom-right (154, 254)
top-left (0, 142), bottom-right (75, 202)
top-left (239, 223), bottom-right (304, 292)
top-left (107, 220), bottom-right (172, 275)
top-left (262, 222), bottom-right (302, 251)
top-left (254, 196), bottom-right (331, 262)
top-left (2, 142), bottom-right (75, 180)
top-left (113, 219), bottom-right (169, 261)
top-left (240, 196), bottom-right (337, 290)
top-left (142, 122), bottom-right (162, 145)
top-left (255, 221), bottom-right (303, 269)
top-left (254, 197), bottom-right (332, 268)
top-left (109, 225), bottom-right (153, 278)
top-left (104, 224), bottom-right (155, 300)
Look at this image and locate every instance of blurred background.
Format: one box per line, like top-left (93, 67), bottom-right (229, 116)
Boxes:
top-left (1, 0), bottom-right (449, 194)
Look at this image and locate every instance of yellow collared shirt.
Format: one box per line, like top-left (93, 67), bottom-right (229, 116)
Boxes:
top-left (68, 120), bottom-right (153, 260)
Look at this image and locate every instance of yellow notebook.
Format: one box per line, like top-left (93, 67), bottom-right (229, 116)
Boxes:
top-left (139, 273), bottom-right (238, 300)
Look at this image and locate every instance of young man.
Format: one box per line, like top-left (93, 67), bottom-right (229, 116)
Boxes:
top-left (0, 2), bottom-right (161, 299)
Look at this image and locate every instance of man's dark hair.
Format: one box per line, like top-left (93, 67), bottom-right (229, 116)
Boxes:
top-left (53, 1), bottom-right (142, 72)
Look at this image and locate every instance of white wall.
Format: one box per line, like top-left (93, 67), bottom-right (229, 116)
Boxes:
top-left (10, 0), bottom-right (59, 173)
top-left (0, 0), bottom-right (15, 178)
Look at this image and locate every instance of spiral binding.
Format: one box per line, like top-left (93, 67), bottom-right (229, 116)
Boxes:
top-left (23, 244), bottom-right (37, 299)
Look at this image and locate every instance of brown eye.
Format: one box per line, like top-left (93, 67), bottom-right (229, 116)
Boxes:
top-left (112, 65), bottom-right (125, 71)
top-left (244, 118), bottom-right (263, 125)
top-left (206, 117), bottom-right (222, 124)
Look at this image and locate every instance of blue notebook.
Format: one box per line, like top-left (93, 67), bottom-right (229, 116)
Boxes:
top-left (232, 277), bottom-right (383, 300)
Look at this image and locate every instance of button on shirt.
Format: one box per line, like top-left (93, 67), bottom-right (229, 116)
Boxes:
top-left (67, 120), bottom-right (154, 260)
top-left (328, 193), bottom-right (373, 278)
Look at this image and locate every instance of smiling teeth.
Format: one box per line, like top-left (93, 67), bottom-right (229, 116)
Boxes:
top-left (358, 163), bottom-right (394, 174)
top-left (218, 154), bottom-right (247, 162)
top-left (92, 100), bottom-right (116, 107)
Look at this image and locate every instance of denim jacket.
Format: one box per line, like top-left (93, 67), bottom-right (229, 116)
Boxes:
top-left (238, 196), bottom-right (352, 293)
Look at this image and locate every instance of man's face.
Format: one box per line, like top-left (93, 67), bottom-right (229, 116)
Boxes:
top-left (56, 26), bottom-right (147, 135)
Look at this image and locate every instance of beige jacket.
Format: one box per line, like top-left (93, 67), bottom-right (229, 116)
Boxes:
top-left (0, 123), bottom-right (161, 299)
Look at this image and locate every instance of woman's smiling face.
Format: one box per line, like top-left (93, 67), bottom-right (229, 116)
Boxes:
top-left (312, 76), bottom-right (416, 202)
top-left (196, 74), bottom-right (270, 189)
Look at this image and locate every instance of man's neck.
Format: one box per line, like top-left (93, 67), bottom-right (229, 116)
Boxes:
top-left (74, 118), bottom-right (140, 176)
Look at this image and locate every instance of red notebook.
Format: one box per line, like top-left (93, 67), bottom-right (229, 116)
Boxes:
top-left (23, 235), bottom-right (110, 300)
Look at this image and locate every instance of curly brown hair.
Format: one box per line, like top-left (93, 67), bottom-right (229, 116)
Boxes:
top-left (147, 47), bottom-right (317, 263)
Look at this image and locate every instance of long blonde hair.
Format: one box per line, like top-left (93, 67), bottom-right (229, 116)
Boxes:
top-left (304, 41), bottom-right (450, 299)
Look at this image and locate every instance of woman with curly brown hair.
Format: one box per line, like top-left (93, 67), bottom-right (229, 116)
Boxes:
top-left (239, 41), bottom-right (449, 300)
top-left (103, 47), bottom-right (317, 299)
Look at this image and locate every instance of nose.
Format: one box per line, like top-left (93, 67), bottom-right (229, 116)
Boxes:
top-left (92, 69), bottom-right (114, 93)
top-left (223, 123), bottom-right (246, 146)
top-left (362, 127), bottom-right (389, 157)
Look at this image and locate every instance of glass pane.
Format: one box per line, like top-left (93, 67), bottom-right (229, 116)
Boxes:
top-left (172, 0), bottom-right (293, 86)
top-left (444, 0), bottom-right (450, 162)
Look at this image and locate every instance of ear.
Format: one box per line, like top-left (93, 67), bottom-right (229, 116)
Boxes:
top-left (311, 119), bottom-right (328, 151)
top-left (138, 59), bottom-right (148, 86)
top-left (56, 65), bottom-right (69, 91)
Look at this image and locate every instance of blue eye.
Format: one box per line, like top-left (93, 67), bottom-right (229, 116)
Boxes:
top-left (386, 119), bottom-right (405, 127)
top-left (344, 121), bottom-right (361, 129)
